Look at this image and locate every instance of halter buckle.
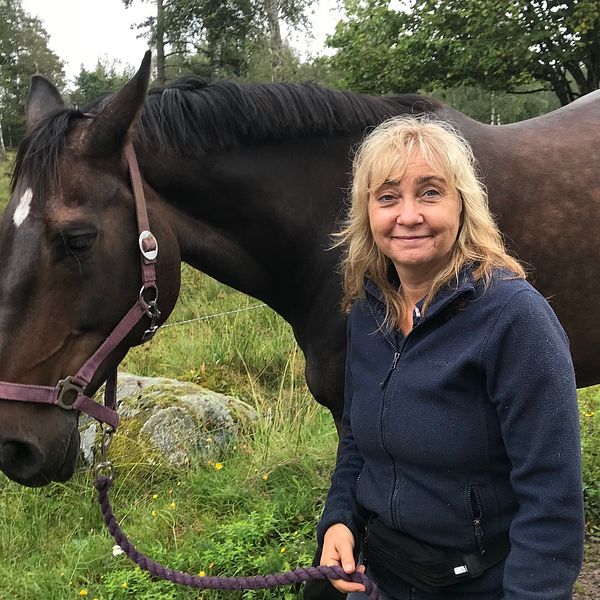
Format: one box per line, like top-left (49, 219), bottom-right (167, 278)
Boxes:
top-left (57, 376), bottom-right (84, 409)
top-left (139, 230), bottom-right (158, 261)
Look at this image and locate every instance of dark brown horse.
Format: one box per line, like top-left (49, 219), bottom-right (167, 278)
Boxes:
top-left (1, 52), bottom-right (599, 490)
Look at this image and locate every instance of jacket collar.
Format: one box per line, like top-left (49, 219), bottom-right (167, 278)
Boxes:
top-left (364, 265), bottom-right (477, 325)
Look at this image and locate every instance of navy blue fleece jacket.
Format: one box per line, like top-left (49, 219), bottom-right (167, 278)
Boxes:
top-left (317, 270), bottom-right (584, 600)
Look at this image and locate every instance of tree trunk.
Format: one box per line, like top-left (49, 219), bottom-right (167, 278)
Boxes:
top-left (208, 35), bottom-right (222, 80)
top-left (0, 114), bottom-right (6, 162)
top-left (264, 0), bottom-right (282, 81)
top-left (156, 0), bottom-right (166, 85)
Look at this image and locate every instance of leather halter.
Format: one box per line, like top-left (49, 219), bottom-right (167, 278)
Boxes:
top-left (0, 143), bottom-right (160, 431)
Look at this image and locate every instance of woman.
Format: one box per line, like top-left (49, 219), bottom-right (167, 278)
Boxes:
top-left (317, 116), bottom-right (584, 600)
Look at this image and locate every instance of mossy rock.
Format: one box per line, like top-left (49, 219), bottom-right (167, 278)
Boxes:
top-left (80, 372), bottom-right (257, 468)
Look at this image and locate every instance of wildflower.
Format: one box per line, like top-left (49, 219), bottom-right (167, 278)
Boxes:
top-left (79, 590), bottom-right (88, 597)
top-left (198, 570), bottom-right (206, 577)
top-left (152, 493), bottom-right (158, 500)
top-left (584, 411), bottom-right (596, 417)
top-left (169, 502), bottom-right (176, 510)
top-left (214, 462), bottom-right (223, 471)
top-left (121, 582), bottom-right (129, 589)
top-left (280, 547), bottom-right (287, 554)
top-left (151, 510), bottom-right (157, 518)
top-left (262, 474), bottom-right (269, 481)
top-left (112, 544), bottom-right (124, 556)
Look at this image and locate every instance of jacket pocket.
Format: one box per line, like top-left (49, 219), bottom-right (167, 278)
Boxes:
top-left (467, 484), bottom-right (485, 554)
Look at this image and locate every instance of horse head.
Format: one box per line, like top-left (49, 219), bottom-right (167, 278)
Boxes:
top-left (0, 53), bottom-right (181, 486)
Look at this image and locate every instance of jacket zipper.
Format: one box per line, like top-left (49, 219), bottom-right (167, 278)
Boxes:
top-left (468, 484), bottom-right (485, 555)
top-left (380, 351), bottom-right (400, 389)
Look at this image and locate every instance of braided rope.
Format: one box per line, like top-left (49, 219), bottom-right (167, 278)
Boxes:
top-left (94, 475), bottom-right (378, 598)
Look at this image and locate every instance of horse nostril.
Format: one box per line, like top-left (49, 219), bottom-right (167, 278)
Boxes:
top-left (0, 439), bottom-right (45, 480)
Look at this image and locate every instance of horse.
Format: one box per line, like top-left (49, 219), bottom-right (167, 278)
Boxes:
top-left (1, 50), bottom-right (599, 491)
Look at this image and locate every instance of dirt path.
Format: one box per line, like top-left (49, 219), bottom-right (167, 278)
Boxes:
top-left (574, 540), bottom-right (600, 599)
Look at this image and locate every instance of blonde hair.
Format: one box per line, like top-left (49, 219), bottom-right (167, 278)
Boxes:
top-left (334, 115), bottom-right (525, 328)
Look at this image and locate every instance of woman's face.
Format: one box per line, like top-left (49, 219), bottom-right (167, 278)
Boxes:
top-left (368, 152), bottom-right (462, 282)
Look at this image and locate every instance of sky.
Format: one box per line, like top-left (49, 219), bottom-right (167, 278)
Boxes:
top-left (20, 0), bottom-right (342, 83)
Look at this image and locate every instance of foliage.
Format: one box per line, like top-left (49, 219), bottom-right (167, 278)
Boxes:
top-left (327, 0), bottom-right (600, 105)
top-left (123, 0), bottom-right (314, 81)
top-left (0, 0), bottom-right (65, 146)
top-left (69, 59), bottom-right (135, 108)
top-left (424, 85), bottom-right (560, 124)
top-left (578, 386), bottom-right (600, 530)
top-left (0, 150), bottom-right (12, 207)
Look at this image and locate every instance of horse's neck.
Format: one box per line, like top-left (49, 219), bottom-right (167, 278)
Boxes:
top-left (141, 143), bottom-right (345, 321)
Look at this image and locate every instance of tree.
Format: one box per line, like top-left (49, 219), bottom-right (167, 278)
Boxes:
top-left (124, 0), bottom-right (314, 82)
top-left (327, 0), bottom-right (600, 105)
top-left (0, 0), bottom-right (65, 146)
top-left (69, 59), bottom-right (135, 107)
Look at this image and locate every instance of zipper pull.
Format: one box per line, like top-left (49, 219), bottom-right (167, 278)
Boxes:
top-left (473, 518), bottom-right (485, 555)
top-left (380, 351), bottom-right (400, 389)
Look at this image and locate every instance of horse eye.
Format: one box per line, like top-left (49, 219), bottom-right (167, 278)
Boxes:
top-left (65, 233), bottom-right (96, 253)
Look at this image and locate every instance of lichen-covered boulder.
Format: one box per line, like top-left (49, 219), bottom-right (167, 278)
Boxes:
top-left (80, 372), bottom-right (256, 468)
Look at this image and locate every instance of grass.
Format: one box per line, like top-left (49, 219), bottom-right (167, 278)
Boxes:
top-left (0, 267), bottom-right (338, 600)
top-left (0, 152), bottom-right (13, 211)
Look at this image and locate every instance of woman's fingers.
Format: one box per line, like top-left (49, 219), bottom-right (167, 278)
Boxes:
top-left (320, 524), bottom-right (366, 593)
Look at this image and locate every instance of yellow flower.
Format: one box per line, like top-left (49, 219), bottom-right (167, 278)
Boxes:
top-left (152, 493), bottom-right (158, 500)
top-left (280, 546), bottom-right (286, 554)
top-left (121, 582), bottom-right (129, 589)
top-left (79, 590), bottom-right (88, 597)
top-left (214, 462), bottom-right (223, 471)
top-left (151, 510), bottom-right (157, 518)
top-left (262, 474), bottom-right (269, 481)
top-left (169, 502), bottom-right (176, 510)
top-left (584, 411), bottom-right (596, 417)
top-left (198, 570), bottom-right (206, 577)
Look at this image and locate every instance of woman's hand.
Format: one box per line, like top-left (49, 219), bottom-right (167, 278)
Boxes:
top-left (320, 523), bottom-right (366, 593)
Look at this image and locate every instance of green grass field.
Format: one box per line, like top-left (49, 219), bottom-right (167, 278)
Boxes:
top-left (0, 153), bottom-right (598, 599)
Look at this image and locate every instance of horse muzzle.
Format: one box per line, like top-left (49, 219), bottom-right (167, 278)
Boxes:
top-left (0, 402), bottom-right (79, 486)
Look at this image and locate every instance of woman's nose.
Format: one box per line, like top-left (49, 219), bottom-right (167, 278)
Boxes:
top-left (396, 200), bottom-right (423, 226)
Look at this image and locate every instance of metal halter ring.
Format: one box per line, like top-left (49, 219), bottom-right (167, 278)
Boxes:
top-left (139, 284), bottom-right (159, 307)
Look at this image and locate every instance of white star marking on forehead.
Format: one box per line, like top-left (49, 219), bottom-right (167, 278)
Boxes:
top-left (13, 188), bottom-right (33, 228)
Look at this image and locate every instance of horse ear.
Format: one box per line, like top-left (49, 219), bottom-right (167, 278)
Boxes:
top-left (83, 51), bottom-right (152, 158)
top-left (26, 75), bottom-right (66, 131)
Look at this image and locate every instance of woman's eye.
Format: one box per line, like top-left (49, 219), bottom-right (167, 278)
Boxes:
top-left (422, 189), bottom-right (441, 200)
top-left (378, 194), bottom-right (395, 203)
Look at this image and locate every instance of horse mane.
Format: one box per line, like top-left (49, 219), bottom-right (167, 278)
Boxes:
top-left (10, 109), bottom-right (83, 196)
top-left (138, 77), bottom-right (442, 155)
top-left (11, 77), bottom-right (442, 193)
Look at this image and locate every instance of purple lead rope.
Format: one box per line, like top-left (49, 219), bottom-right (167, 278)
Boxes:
top-left (94, 475), bottom-right (379, 598)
